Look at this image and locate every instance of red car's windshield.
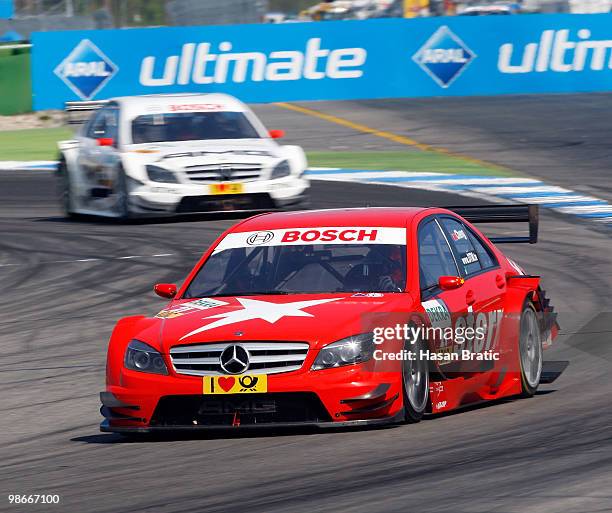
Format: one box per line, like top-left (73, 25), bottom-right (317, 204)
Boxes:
top-left (184, 243), bottom-right (407, 297)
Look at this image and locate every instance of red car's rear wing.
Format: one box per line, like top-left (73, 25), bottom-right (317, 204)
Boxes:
top-left (446, 204), bottom-right (539, 244)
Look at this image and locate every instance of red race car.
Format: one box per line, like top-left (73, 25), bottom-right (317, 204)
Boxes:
top-left (100, 205), bottom-right (565, 433)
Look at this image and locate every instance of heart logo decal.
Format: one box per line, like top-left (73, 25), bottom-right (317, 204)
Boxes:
top-left (218, 376), bottom-right (235, 392)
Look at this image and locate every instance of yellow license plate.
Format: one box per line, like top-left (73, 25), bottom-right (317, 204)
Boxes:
top-left (203, 374), bottom-right (267, 394)
top-left (209, 183), bottom-right (244, 195)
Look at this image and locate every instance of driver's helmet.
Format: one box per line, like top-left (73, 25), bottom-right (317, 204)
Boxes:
top-left (173, 117), bottom-right (196, 140)
top-left (364, 246), bottom-right (403, 286)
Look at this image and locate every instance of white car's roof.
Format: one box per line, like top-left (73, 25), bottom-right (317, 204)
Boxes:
top-left (112, 93), bottom-right (249, 121)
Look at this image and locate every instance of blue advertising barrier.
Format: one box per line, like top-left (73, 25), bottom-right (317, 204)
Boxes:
top-left (31, 14), bottom-right (612, 110)
top-left (0, 0), bottom-right (13, 19)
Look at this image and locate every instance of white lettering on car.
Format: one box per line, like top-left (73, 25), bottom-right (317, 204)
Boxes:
top-left (422, 298), bottom-right (504, 362)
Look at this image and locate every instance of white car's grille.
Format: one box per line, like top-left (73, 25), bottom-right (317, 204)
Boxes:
top-left (169, 341), bottom-right (309, 376)
top-left (184, 164), bottom-right (263, 182)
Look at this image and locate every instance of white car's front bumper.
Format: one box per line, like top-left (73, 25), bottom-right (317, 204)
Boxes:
top-left (129, 176), bottom-right (309, 215)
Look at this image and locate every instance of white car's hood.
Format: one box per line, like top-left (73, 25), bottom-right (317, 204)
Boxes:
top-left (125, 139), bottom-right (282, 166)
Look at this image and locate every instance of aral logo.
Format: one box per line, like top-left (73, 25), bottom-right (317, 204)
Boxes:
top-left (413, 26), bottom-right (475, 88)
top-left (54, 39), bottom-right (118, 100)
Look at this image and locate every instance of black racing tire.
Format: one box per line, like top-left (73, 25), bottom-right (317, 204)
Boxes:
top-left (279, 191), bottom-right (311, 212)
top-left (518, 301), bottom-right (543, 398)
top-left (57, 158), bottom-right (77, 218)
top-left (296, 191), bottom-right (311, 210)
top-left (114, 166), bottom-right (131, 221)
top-left (402, 335), bottom-right (429, 423)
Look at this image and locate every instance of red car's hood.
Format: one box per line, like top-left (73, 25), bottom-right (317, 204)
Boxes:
top-left (150, 293), bottom-right (414, 352)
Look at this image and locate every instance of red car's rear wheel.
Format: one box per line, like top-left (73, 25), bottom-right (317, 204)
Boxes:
top-left (519, 302), bottom-right (543, 398)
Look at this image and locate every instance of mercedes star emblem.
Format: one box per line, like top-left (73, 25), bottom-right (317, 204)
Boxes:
top-left (219, 344), bottom-right (250, 374)
top-left (219, 164), bottom-right (233, 181)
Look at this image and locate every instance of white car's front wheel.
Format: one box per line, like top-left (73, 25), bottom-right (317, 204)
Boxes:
top-left (114, 167), bottom-right (131, 220)
top-left (57, 159), bottom-right (76, 218)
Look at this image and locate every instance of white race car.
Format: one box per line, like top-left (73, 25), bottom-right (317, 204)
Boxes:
top-left (57, 93), bottom-right (309, 218)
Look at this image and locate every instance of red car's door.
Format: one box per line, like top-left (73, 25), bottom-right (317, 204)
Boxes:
top-left (416, 217), bottom-right (469, 368)
top-left (437, 216), bottom-right (506, 370)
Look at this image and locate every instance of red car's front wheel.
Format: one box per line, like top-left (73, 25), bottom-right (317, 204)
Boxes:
top-left (402, 337), bottom-right (429, 423)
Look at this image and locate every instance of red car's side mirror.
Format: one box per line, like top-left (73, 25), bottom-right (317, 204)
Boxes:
top-left (154, 283), bottom-right (177, 299)
top-left (438, 276), bottom-right (465, 291)
top-left (268, 129), bottom-right (285, 139)
top-left (96, 137), bottom-right (115, 147)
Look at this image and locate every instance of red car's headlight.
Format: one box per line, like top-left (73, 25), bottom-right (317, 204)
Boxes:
top-left (311, 333), bottom-right (375, 370)
top-left (124, 340), bottom-right (168, 375)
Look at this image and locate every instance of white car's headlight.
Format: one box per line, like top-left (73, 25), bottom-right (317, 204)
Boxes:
top-left (271, 160), bottom-right (291, 179)
top-left (146, 165), bottom-right (178, 184)
top-left (312, 333), bottom-right (375, 370)
top-left (124, 340), bottom-right (168, 375)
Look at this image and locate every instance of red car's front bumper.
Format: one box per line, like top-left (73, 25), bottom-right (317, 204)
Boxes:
top-left (100, 364), bottom-right (404, 433)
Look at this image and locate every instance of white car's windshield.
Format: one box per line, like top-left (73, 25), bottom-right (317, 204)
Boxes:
top-left (131, 111), bottom-right (260, 144)
top-left (184, 243), bottom-right (407, 297)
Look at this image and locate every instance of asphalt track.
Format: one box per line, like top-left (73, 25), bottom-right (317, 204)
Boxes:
top-left (266, 94), bottom-right (612, 202)
top-left (2, 95), bottom-right (612, 513)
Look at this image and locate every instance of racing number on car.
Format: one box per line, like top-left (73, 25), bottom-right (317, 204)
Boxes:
top-left (203, 374), bottom-right (267, 394)
top-left (422, 299), bottom-right (504, 359)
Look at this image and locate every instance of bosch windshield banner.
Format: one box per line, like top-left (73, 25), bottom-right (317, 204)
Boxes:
top-left (32, 13), bottom-right (612, 110)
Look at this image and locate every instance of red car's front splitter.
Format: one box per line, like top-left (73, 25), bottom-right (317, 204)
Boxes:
top-left (100, 411), bottom-right (405, 434)
top-left (100, 365), bottom-right (404, 432)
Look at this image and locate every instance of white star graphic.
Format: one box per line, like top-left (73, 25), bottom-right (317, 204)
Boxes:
top-left (179, 297), bottom-right (343, 340)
